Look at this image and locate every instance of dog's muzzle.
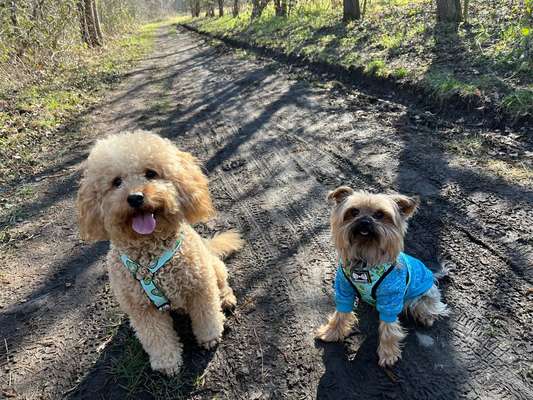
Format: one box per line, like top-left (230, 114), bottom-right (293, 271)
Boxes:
top-left (351, 217), bottom-right (376, 238)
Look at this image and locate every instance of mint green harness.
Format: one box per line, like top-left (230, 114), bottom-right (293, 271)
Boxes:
top-left (340, 259), bottom-right (402, 306)
top-left (120, 233), bottom-right (184, 310)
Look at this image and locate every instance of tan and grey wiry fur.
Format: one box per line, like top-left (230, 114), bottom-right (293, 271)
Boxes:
top-left (77, 131), bottom-right (243, 376)
top-left (316, 186), bottom-right (449, 367)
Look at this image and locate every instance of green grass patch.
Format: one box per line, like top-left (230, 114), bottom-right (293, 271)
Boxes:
top-left (111, 333), bottom-right (204, 399)
top-left (424, 71), bottom-right (480, 100)
top-left (187, 1), bottom-right (532, 120)
top-left (364, 59), bottom-right (389, 77)
top-left (502, 88), bottom-right (533, 117)
top-left (392, 67), bottom-right (409, 79)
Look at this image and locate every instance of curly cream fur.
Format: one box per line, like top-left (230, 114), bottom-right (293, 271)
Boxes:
top-left (77, 131), bottom-right (242, 375)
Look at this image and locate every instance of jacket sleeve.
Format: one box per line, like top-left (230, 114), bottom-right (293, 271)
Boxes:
top-left (375, 271), bottom-right (405, 323)
top-left (334, 267), bottom-right (356, 313)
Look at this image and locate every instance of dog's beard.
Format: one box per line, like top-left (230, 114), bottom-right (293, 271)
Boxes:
top-left (333, 221), bottom-right (404, 266)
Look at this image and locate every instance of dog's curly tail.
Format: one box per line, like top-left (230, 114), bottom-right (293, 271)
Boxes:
top-left (207, 229), bottom-right (244, 259)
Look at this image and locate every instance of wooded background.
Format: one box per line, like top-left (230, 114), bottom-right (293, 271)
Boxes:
top-left (0, 0), bottom-right (178, 91)
top-left (182, 0), bottom-right (510, 24)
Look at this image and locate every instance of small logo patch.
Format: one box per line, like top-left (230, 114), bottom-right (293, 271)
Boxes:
top-left (351, 270), bottom-right (371, 283)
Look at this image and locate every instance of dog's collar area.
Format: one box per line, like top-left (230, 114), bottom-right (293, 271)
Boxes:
top-left (339, 257), bottom-right (408, 306)
top-left (346, 258), bottom-right (370, 272)
top-left (120, 231), bottom-right (184, 310)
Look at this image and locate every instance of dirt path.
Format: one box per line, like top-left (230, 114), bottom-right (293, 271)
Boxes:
top-left (1, 26), bottom-right (532, 400)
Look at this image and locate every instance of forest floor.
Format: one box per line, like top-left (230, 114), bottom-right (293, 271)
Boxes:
top-left (0, 23), bottom-right (532, 400)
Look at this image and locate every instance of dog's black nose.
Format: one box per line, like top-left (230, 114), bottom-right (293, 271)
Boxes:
top-left (353, 217), bottom-right (374, 236)
top-left (127, 193), bottom-right (144, 208)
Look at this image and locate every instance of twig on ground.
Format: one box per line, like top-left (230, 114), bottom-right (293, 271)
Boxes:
top-left (253, 327), bottom-right (264, 382)
top-left (3, 338), bottom-right (9, 365)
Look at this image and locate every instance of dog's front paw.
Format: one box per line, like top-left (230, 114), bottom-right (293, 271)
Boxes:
top-left (220, 288), bottom-right (237, 310)
top-left (200, 336), bottom-right (221, 350)
top-left (150, 353), bottom-right (182, 376)
top-left (377, 344), bottom-right (401, 367)
top-left (316, 323), bottom-right (344, 342)
top-left (194, 315), bottom-right (224, 350)
top-left (316, 312), bottom-right (355, 342)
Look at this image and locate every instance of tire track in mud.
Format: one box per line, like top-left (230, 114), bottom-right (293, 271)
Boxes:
top-left (184, 33), bottom-right (532, 395)
top-left (196, 120), bottom-right (335, 397)
top-left (173, 25), bottom-right (531, 398)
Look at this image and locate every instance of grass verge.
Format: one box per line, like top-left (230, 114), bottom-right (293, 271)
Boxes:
top-left (183, 1), bottom-right (532, 123)
top-left (0, 17), bottom-right (180, 190)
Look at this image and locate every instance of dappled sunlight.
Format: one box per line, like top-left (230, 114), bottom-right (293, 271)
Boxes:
top-left (1, 3), bottom-right (531, 398)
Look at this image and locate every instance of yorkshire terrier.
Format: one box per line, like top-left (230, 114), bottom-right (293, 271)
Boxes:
top-left (77, 131), bottom-right (243, 375)
top-left (316, 186), bottom-right (449, 367)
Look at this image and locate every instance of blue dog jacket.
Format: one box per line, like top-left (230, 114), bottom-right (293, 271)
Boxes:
top-left (334, 252), bottom-right (434, 322)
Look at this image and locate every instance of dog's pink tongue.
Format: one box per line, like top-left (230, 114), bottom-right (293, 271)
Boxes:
top-left (132, 213), bottom-right (156, 235)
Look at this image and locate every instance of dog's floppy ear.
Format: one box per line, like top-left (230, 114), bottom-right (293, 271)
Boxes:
top-left (171, 149), bottom-right (215, 224)
top-left (327, 186), bottom-right (354, 205)
top-left (76, 171), bottom-right (108, 241)
top-left (390, 194), bottom-right (420, 219)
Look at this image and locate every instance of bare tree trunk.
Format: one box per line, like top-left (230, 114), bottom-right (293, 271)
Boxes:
top-left (362, 0), bottom-right (368, 17)
top-left (274, 0), bottom-right (287, 16)
top-left (218, 0), bottom-right (224, 16)
top-left (463, 0), bottom-right (469, 23)
top-left (78, 0), bottom-right (91, 45)
top-left (207, 2), bottom-right (215, 17)
top-left (92, 0), bottom-right (104, 45)
top-left (79, 0), bottom-right (102, 47)
top-left (343, 0), bottom-right (360, 22)
top-left (251, 0), bottom-right (269, 19)
top-left (436, 0), bottom-right (462, 24)
top-left (193, 0), bottom-right (201, 17)
top-left (232, 0), bottom-right (239, 16)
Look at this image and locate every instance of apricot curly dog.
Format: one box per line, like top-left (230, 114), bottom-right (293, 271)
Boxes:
top-left (77, 131), bottom-right (243, 375)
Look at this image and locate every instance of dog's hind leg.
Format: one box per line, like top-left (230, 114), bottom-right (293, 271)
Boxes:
top-left (212, 257), bottom-right (237, 310)
top-left (407, 284), bottom-right (450, 327)
top-left (188, 276), bottom-right (226, 349)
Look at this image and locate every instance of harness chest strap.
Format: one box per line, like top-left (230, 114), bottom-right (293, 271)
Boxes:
top-left (120, 234), bottom-right (184, 310)
top-left (340, 258), bottom-right (410, 306)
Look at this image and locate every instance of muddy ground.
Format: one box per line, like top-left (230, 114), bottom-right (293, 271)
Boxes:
top-left (0, 26), bottom-right (531, 400)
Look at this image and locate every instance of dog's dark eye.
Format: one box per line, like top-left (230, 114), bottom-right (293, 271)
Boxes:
top-left (374, 211), bottom-right (384, 219)
top-left (345, 208), bottom-right (359, 220)
top-left (145, 169), bottom-right (158, 179)
top-left (112, 177), bottom-right (122, 188)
